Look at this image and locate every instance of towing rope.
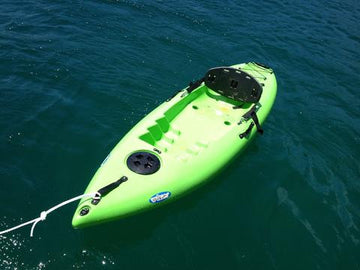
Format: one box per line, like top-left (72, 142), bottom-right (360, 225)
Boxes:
top-left (0, 192), bottom-right (100, 237)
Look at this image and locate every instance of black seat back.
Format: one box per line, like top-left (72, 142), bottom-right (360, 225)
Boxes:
top-left (204, 67), bottom-right (262, 103)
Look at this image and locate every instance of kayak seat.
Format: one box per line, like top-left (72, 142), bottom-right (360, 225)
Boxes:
top-left (204, 67), bottom-right (263, 103)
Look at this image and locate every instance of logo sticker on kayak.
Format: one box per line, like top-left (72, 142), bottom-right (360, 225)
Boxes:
top-left (149, 191), bottom-right (171, 203)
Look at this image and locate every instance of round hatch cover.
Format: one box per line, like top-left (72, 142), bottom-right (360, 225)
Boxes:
top-left (126, 151), bottom-right (160, 175)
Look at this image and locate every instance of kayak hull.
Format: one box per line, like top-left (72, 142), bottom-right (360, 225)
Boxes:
top-left (72, 62), bottom-right (277, 228)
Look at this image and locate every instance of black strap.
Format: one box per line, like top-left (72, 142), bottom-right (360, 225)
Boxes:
top-left (232, 105), bottom-right (244, 109)
top-left (241, 105), bottom-right (264, 135)
top-left (168, 77), bottom-right (204, 101)
top-left (91, 176), bottom-right (128, 205)
top-left (186, 78), bottom-right (204, 93)
top-left (239, 122), bottom-right (254, 139)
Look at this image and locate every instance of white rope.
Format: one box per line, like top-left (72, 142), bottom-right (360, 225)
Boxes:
top-left (0, 191), bottom-right (101, 237)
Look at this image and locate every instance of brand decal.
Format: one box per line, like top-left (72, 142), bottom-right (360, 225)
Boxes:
top-left (149, 191), bottom-right (171, 203)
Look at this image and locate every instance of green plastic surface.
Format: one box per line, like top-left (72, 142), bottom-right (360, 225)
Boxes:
top-left (72, 62), bottom-right (277, 228)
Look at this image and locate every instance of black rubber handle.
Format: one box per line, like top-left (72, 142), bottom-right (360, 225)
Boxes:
top-left (97, 176), bottom-right (128, 197)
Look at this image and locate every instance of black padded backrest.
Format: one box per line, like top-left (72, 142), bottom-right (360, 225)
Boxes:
top-left (204, 67), bottom-right (262, 103)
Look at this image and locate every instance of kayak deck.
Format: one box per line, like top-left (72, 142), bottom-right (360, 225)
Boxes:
top-left (139, 86), bottom-right (251, 161)
top-left (72, 62), bottom-right (277, 228)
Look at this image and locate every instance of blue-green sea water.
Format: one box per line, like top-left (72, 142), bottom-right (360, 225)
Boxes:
top-left (1, 1), bottom-right (359, 269)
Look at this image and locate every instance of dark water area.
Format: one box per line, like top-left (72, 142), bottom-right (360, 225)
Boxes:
top-left (0, 0), bottom-right (359, 269)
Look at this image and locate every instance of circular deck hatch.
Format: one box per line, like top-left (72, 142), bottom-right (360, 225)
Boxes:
top-left (126, 151), bottom-right (160, 175)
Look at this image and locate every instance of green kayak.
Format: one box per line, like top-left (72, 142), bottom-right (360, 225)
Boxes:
top-left (72, 62), bottom-right (277, 228)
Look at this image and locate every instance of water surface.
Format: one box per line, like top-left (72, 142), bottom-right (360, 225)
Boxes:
top-left (0, 0), bottom-right (359, 269)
